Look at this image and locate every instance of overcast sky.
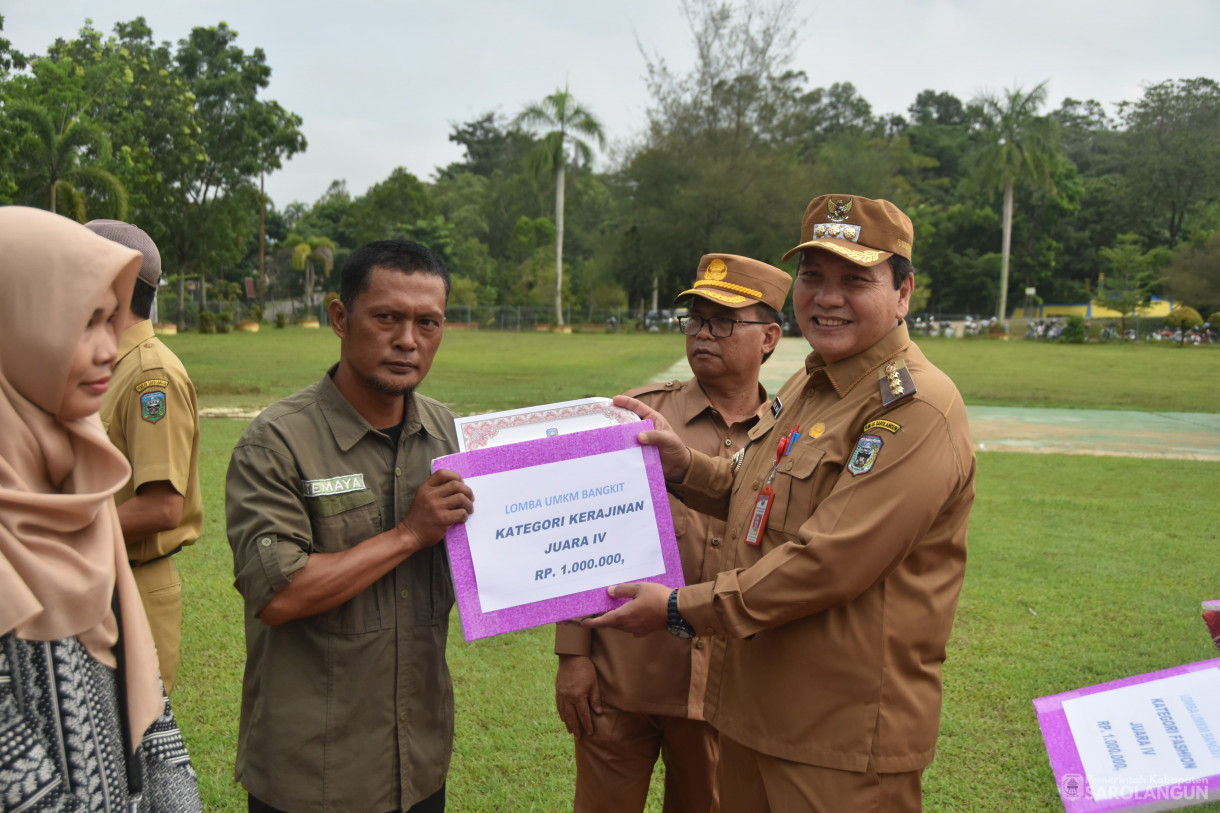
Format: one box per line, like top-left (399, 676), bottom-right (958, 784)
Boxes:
top-left (6, 1), bottom-right (1219, 208)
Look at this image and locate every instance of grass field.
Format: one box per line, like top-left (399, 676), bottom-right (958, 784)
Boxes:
top-left (168, 327), bottom-right (1220, 415)
top-left (163, 328), bottom-right (1220, 812)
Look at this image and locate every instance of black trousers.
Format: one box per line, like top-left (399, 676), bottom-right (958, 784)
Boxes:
top-left (248, 784), bottom-right (445, 813)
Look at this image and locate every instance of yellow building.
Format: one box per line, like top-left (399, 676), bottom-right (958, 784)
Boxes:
top-left (1018, 297), bottom-right (1176, 319)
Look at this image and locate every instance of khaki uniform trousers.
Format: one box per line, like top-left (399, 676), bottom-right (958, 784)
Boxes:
top-left (130, 556), bottom-right (183, 693)
top-left (574, 702), bottom-right (719, 813)
top-left (718, 735), bottom-right (923, 813)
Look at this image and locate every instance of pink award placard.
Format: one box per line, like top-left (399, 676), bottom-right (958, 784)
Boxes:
top-left (1034, 658), bottom-right (1220, 811)
top-left (433, 421), bottom-right (683, 641)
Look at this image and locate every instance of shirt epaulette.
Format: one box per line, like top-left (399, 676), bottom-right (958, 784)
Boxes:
top-left (877, 358), bottom-right (917, 407)
top-left (136, 337), bottom-right (168, 374)
top-left (624, 379), bottom-right (686, 399)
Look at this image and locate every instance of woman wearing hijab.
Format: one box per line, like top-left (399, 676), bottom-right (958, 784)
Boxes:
top-left (0, 207), bottom-right (202, 812)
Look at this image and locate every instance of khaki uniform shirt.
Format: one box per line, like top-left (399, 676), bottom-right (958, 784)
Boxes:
top-left (100, 320), bottom-right (202, 562)
top-left (555, 378), bottom-right (764, 718)
top-left (674, 323), bottom-right (975, 773)
top-left (226, 368), bottom-right (458, 813)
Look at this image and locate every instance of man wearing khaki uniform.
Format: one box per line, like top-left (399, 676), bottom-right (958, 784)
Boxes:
top-left (555, 256), bottom-right (790, 812)
top-left (588, 195), bottom-right (976, 812)
top-left (91, 220), bottom-right (202, 695)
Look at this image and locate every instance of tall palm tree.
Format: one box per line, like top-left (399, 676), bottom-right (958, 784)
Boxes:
top-left (289, 235), bottom-right (336, 316)
top-left (8, 100), bottom-right (128, 222)
top-left (513, 87), bottom-right (605, 326)
top-left (971, 82), bottom-right (1058, 320)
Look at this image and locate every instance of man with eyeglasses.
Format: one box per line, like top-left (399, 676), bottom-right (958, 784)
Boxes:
top-left (554, 254), bottom-right (792, 813)
top-left (587, 195), bottom-right (976, 812)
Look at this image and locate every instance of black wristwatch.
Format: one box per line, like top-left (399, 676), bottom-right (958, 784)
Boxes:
top-left (666, 589), bottom-right (695, 639)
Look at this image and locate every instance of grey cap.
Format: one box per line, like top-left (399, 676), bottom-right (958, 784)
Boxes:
top-left (84, 219), bottom-right (161, 287)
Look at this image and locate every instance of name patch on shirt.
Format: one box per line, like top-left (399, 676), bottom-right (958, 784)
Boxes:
top-left (863, 419), bottom-right (901, 434)
top-left (134, 378), bottom-right (169, 394)
top-left (302, 473), bottom-right (367, 497)
top-left (770, 396), bottom-right (783, 418)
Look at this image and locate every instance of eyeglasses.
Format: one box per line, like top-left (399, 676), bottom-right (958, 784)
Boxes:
top-left (676, 314), bottom-right (771, 338)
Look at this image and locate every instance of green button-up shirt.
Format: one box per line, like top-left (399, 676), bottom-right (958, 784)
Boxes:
top-left (226, 367), bottom-right (458, 812)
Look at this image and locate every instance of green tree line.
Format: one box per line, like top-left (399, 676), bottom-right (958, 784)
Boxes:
top-left (3, 3), bottom-right (1218, 327)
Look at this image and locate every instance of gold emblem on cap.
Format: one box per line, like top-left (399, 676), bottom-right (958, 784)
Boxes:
top-left (814, 224), bottom-right (827, 238)
top-left (705, 259), bottom-right (728, 281)
top-left (828, 224), bottom-right (841, 237)
top-left (844, 226), bottom-right (858, 240)
top-left (827, 197), bottom-right (854, 222)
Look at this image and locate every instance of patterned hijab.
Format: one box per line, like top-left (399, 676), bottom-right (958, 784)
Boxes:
top-left (0, 206), bottom-right (163, 749)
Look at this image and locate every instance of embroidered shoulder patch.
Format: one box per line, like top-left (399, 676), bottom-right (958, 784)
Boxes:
top-left (140, 390), bottom-right (167, 423)
top-left (301, 473), bottom-right (367, 497)
top-left (847, 435), bottom-right (883, 476)
top-left (863, 419), bottom-right (901, 434)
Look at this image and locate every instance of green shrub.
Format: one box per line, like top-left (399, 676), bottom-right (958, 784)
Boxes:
top-left (199, 311), bottom-right (234, 335)
top-left (1209, 311), bottom-right (1219, 326)
top-left (1164, 306), bottom-right (1203, 329)
top-left (275, 312), bottom-right (288, 329)
top-left (1059, 314), bottom-right (1087, 344)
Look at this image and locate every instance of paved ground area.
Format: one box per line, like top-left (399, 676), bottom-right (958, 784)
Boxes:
top-left (650, 337), bottom-right (1220, 461)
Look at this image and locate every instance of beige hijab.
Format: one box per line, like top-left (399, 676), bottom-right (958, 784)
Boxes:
top-left (0, 206), bottom-right (163, 749)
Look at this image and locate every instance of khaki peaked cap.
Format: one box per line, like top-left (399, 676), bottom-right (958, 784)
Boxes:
top-left (782, 194), bottom-right (914, 267)
top-left (674, 253), bottom-right (792, 311)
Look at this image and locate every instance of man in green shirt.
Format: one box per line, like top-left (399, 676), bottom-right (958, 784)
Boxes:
top-left (226, 240), bottom-right (474, 813)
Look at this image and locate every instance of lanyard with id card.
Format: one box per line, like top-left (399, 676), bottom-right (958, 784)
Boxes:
top-left (745, 425), bottom-right (802, 546)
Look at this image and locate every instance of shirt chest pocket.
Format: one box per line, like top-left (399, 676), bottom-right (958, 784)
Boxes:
top-left (306, 489), bottom-right (391, 634)
top-left (307, 489), bottom-right (381, 546)
top-left (766, 448), bottom-right (827, 537)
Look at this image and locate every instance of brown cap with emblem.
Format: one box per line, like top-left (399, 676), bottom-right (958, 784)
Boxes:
top-left (781, 194), bottom-right (913, 266)
top-left (674, 253), bottom-right (793, 311)
top-left (85, 219), bottom-right (162, 287)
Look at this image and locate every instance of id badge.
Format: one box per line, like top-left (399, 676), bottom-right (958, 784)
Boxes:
top-left (745, 484), bottom-right (774, 546)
